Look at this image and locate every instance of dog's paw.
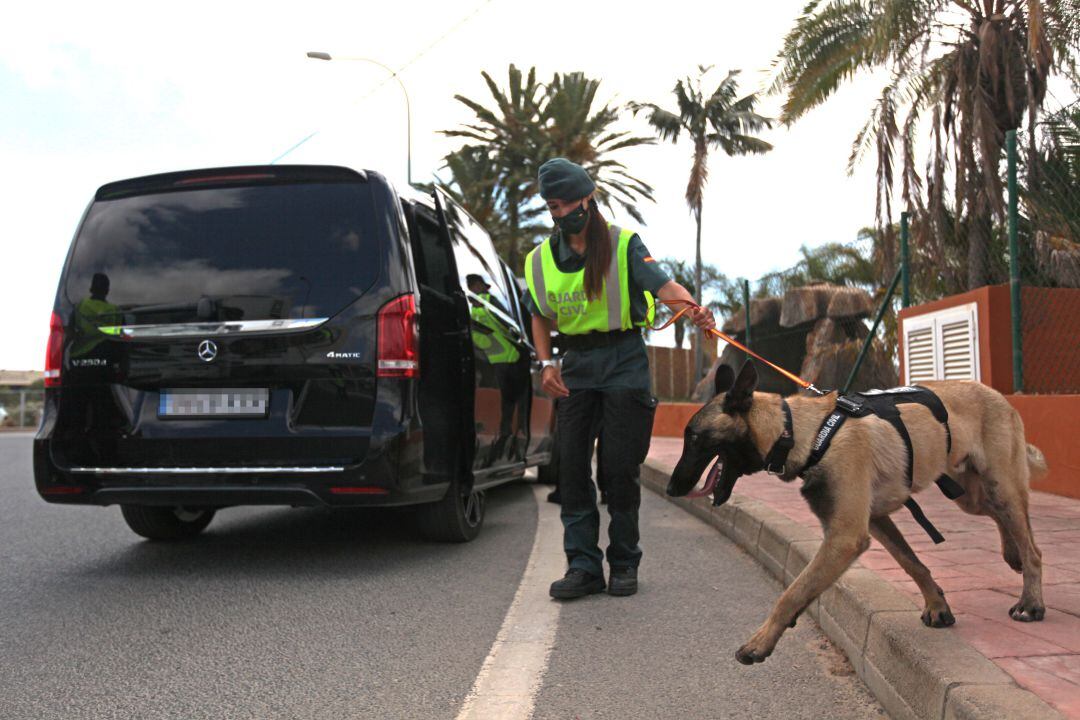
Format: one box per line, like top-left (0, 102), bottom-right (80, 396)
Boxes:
top-left (1009, 601), bottom-right (1046, 622)
top-left (921, 607), bottom-right (956, 628)
top-left (735, 643), bottom-right (772, 665)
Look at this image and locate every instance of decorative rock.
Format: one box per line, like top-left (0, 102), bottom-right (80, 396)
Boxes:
top-left (826, 286), bottom-right (875, 319)
top-left (779, 285), bottom-right (834, 327)
top-left (721, 297), bottom-right (782, 334)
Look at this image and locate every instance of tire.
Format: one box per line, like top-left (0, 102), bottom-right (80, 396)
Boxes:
top-left (120, 505), bottom-right (216, 541)
top-left (416, 475), bottom-right (485, 543)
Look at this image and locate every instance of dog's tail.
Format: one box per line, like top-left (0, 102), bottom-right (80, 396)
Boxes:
top-left (1010, 407), bottom-right (1048, 483)
top-left (1027, 444), bottom-right (1049, 482)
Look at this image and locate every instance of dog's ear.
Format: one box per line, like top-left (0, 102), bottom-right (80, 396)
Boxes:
top-left (714, 364), bottom-right (735, 396)
top-left (724, 360), bottom-right (758, 411)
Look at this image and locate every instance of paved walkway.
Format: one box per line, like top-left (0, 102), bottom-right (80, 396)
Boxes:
top-left (649, 436), bottom-right (1080, 718)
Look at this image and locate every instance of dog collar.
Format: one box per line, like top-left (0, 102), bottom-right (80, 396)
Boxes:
top-left (763, 399), bottom-right (794, 477)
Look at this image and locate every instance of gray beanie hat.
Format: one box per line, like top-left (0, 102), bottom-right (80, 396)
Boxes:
top-left (537, 158), bottom-right (595, 201)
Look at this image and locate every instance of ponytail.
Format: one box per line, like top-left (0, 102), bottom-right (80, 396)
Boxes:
top-left (582, 202), bottom-right (611, 301)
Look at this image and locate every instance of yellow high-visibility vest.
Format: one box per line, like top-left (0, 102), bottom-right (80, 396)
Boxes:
top-left (525, 223), bottom-right (655, 335)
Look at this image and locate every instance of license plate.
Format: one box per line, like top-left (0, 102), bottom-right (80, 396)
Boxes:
top-left (159, 389), bottom-right (269, 418)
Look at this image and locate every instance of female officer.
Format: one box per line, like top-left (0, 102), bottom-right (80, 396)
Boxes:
top-left (523, 158), bottom-right (714, 599)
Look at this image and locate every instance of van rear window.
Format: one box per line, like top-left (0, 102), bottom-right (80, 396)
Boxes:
top-left (64, 182), bottom-right (381, 325)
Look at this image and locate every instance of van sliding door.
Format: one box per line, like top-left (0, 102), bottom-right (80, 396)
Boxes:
top-left (434, 190), bottom-right (531, 480)
top-left (406, 199), bottom-right (472, 487)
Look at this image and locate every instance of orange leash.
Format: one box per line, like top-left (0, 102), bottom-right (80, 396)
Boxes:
top-left (654, 299), bottom-right (826, 396)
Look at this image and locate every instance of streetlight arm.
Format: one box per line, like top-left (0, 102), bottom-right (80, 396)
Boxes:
top-left (306, 51), bottom-right (412, 185)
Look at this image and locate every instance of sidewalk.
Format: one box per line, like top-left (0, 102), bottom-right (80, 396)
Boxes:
top-left (647, 436), bottom-right (1080, 719)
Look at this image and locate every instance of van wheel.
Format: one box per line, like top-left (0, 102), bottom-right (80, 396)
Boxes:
top-left (416, 477), bottom-right (485, 543)
top-left (120, 505), bottom-right (216, 541)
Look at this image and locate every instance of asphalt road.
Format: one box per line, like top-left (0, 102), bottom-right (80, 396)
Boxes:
top-left (0, 433), bottom-right (884, 719)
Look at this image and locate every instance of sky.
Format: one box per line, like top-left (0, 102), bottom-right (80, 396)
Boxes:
top-left (0, 0), bottom-right (900, 370)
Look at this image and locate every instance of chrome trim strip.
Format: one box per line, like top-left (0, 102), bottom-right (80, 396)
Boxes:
top-left (70, 466), bottom-right (345, 474)
top-left (99, 318), bottom-right (329, 339)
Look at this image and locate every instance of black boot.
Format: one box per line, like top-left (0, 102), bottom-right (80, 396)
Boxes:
top-left (549, 568), bottom-right (605, 600)
top-left (608, 567), bottom-right (638, 597)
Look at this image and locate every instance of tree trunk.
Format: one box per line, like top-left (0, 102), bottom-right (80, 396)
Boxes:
top-left (966, 193), bottom-right (992, 290)
top-left (674, 320), bottom-right (685, 349)
top-left (693, 205), bottom-right (704, 382)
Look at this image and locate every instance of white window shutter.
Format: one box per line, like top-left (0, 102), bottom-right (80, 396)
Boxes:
top-left (902, 303), bottom-right (980, 384)
top-left (905, 325), bottom-right (936, 383)
top-left (941, 318), bottom-right (976, 379)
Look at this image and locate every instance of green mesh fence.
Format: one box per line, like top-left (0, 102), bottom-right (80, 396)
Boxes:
top-left (1013, 109), bottom-right (1080, 394)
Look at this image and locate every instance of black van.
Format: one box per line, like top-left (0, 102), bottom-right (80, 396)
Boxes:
top-left (34, 165), bottom-right (556, 542)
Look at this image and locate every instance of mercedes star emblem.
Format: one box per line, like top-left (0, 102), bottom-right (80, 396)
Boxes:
top-left (197, 339), bottom-right (218, 363)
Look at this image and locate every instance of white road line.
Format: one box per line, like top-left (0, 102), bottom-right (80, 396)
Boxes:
top-left (456, 483), bottom-right (564, 720)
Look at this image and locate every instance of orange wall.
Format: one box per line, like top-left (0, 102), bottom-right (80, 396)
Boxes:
top-left (898, 284), bottom-right (1080, 395)
top-left (1020, 287), bottom-right (1080, 394)
top-left (653, 402), bottom-right (701, 437)
top-left (897, 284), bottom-right (1014, 393)
top-left (1007, 395), bottom-right (1080, 499)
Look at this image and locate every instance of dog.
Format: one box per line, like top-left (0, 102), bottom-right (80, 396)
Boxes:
top-left (668, 360), bottom-right (1049, 665)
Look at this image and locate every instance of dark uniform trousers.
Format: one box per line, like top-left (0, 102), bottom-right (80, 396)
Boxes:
top-left (557, 387), bottom-right (657, 578)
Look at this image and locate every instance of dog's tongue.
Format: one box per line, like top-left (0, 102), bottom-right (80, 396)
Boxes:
top-left (687, 458), bottom-right (722, 498)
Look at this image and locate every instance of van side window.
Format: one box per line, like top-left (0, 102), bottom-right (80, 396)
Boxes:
top-left (411, 208), bottom-right (456, 296)
top-left (441, 199), bottom-right (522, 338)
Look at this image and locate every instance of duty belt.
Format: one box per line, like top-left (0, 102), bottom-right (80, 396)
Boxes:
top-left (556, 329), bottom-right (639, 351)
top-left (798, 386), bottom-right (966, 544)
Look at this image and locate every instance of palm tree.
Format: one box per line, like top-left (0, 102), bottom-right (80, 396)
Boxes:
top-left (1023, 102), bottom-right (1080, 287)
top-left (437, 145), bottom-right (547, 261)
top-left (442, 65), bottom-right (545, 272)
top-left (541, 72), bottom-right (656, 223)
top-left (756, 240), bottom-right (882, 297)
top-left (443, 66), bottom-right (657, 272)
top-left (656, 258), bottom-right (741, 348)
top-left (771, 1), bottom-right (1079, 291)
top-left (630, 66), bottom-right (774, 380)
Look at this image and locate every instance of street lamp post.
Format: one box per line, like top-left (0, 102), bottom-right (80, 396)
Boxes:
top-left (306, 51), bottom-right (412, 186)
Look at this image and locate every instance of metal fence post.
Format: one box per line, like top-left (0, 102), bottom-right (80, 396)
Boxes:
top-left (742, 279), bottom-right (752, 354)
top-left (900, 211), bottom-right (911, 308)
top-left (843, 266), bottom-right (902, 394)
top-left (1007, 129), bottom-right (1023, 393)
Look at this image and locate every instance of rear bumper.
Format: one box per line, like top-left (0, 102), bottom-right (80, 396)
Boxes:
top-left (33, 436), bottom-right (447, 508)
top-left (91, 485), bottom-right (327, 507)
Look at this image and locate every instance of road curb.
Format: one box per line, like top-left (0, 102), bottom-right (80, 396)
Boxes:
top-left (640, 460), bottom-right (1062, 720)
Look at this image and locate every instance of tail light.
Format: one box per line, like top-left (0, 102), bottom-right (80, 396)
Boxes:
top-left (44, 312), bottom-right (64, 387)
top-left (377, 294), bottom-right (419, 378)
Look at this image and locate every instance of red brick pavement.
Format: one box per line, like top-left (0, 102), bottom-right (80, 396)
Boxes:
top-left (648, 436), bottom-right (1080, 718)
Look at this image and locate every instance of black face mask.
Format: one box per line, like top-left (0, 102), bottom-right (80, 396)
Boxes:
top-left (554, 202), bottom-right (589, 235)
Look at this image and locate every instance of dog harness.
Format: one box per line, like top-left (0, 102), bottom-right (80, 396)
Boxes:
top-left (764, 387), bottom-right (966, 544)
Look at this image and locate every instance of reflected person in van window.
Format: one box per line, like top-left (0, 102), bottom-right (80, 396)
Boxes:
top-left (467, 274), bottom-right (527, 466)
top-left (72, 273), bottom-right (119, 359)
top-left (522, 158), bottom-right (715, 600)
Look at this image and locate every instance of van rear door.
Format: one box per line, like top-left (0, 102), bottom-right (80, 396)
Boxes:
top-left (51, 166), bottom-right (398, 471)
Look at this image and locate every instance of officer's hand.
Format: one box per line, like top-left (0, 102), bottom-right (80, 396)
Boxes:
top-left (689, 305), bottom-right (715, 331)
top-left (541, 366), bottom-right (571, 398)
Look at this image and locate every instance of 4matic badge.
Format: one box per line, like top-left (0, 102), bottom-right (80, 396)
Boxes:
top-left (326, 351), bottom-right (362, 359)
